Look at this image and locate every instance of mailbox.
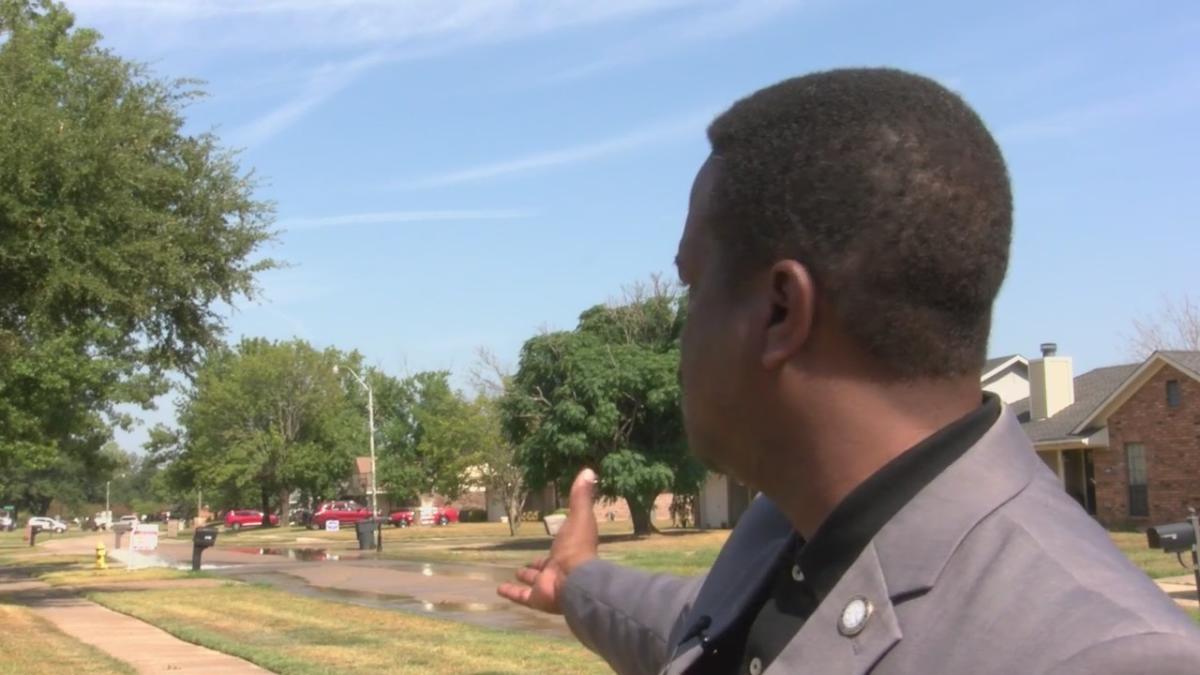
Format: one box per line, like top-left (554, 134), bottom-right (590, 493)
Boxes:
top-left (191, 526), bottom-right (219, 571)
top-left (193, 527), bottom-right (218, 548)
top-left (1146, 522), bottom-right (1196, 554)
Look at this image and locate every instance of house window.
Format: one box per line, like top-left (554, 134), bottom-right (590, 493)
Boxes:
top-left (1166, 380), bottom-right (1181, 408)
top-left (1125, 443), bottom-right (1149, 518)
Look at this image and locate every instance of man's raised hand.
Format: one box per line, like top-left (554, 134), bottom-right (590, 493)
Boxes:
top-left (497, 468), bottom-right (599, 614)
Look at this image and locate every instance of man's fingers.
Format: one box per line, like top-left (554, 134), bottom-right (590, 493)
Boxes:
top-left (528, 556), bottom-right (549, 571)
top-left (516, 566), bottom-right (540, 586)
top-left (497, 582), bottom-right (532, 606)
top-left (567, 468), bottom-right (598, 519)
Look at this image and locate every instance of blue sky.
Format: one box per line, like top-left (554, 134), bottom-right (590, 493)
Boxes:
top-left (71, 0), bottom-right (1199, 451)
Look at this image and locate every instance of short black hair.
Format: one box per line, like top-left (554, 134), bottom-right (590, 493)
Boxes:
top-left (707, 68), bottom-right (1011, 379)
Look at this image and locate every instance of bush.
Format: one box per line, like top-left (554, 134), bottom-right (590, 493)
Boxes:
top-left (458, 508), bottom-right (488, 523)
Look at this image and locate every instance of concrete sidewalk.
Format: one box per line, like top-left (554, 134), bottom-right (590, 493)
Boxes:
top-left (1157, 574), bottom-right (1200, 610)
top-left (0, 573), bottom-right (269, 674)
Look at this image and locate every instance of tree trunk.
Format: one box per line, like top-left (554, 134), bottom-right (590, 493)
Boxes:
top-left (278, 487), bottom-right (291, 527)
top-left (628, 495), bottom-right (656, 537)
top-left (504, 488), bottom-right (527, 537)
top-left (260, 487), bottom-right (273, 528)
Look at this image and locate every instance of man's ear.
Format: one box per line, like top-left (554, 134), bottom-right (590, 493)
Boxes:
top-left (762, 260), bottom-right (816, 370)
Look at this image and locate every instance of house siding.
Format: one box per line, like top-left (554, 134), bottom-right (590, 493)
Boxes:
top-left (1095, 365), bottom-right (1200, 527)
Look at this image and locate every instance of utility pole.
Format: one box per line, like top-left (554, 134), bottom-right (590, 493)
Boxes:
top-left (334, 364), bottom-right (382, 552)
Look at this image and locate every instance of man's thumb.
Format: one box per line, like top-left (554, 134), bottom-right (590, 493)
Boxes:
top-left (567, 468), bottom-right (598, 519)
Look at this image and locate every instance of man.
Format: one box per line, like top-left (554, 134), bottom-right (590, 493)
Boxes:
top-left (498, 69), bottom-right (1200, 674)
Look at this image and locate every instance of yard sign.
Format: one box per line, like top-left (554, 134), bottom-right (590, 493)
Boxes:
top-left (130, 523), bottom-right (160, 552)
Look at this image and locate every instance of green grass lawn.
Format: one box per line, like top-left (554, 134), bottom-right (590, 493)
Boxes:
top-left (1109, 532), bottom-right (1190, 579)
top-left (91, 584), bottom-right (608, 675)
top-left (39, 567), bottom-right (208, 587)
top-left (0, 603), bottom-right (134, 675)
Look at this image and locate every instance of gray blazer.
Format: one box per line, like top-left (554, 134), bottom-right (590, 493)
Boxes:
top-left (562, 409), bottom-right (1200, 674)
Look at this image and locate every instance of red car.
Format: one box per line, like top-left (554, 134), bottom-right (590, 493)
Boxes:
top-left (310, 500), bottom-right (373, 529)
top-left (224, 509), bottom-right (279, 531)
top-left (389, 506), bottom-right (458, 527)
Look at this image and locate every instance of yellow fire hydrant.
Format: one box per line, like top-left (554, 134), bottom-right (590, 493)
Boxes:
top-left (95, 541), bottom-right (107, 570)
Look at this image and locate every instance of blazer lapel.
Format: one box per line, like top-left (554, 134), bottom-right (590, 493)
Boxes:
top-left (667, 406), bottom-right (1040, 675)
top-left (769, 542), bottom-right (901, 674)
top-left (665, 495), bottom-right (794, 674)
top-left (770, 408), bottom-right (1039, 673)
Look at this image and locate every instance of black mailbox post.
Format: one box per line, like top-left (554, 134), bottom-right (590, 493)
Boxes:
top-left (112, 521), bottom-right (133, 549)
top-left (192, 526), bottom-right (218, 571)
top-left (1146, 522), bottom-right (1196, 553)
top-left (1146, 508), bottom-right (1200, 604)
top-left (28, 524), bottom-right (42, 547)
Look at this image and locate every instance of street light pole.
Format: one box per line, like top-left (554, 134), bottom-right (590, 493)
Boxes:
top-left (105, 481), bottom-right (110, 521)
top-left (335, 365), bottom-right (381, 552)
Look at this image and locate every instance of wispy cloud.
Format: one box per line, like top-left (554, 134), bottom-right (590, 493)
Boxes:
top-left (80, 1), bottom-right (698, 147)
top-left (73, 0), bottom-right (695, 53)
top-left (998, 75), bottom-right (1200, 144)
top-left (397, 108), bottom-right (717, 189)
top-left (546, 0), bottom-right (806, 84)
top-left (277, 208), bottom-right (535, 231)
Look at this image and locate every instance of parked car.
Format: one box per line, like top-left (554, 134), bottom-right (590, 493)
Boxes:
top-left (389, 506), bottom-right (458, 527)
top-left (310, 501), bottom-right (373, 529)
top-left (224, 509), bottom-right (279, 531)
top-left (88, 511), bottom-right (113, 531)
top-left (0, 513), bottom-right (14, 531)
top-left (27, 516), bottom-right (68, 533)
top-left (388, 510), bottom-right (415, 528)
top-left (118, 515), bottom-right (139, 527)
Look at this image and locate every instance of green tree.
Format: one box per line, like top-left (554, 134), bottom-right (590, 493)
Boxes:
top-left (375, 371), bottom-right (482, 505)
top-left (503, 281), bottom-right (702, 535)
top-left (0, 1), bottom-right (275, 513)
top-left (164, 339), bottom-right (360, 524)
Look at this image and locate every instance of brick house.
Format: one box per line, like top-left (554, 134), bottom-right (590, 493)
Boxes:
top-left (1013, 349), bottom-right (1200, 527)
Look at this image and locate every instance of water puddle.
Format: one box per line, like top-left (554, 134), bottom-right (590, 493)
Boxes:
top-left (350, 559), bottom-right (517, 584)
top-left (229, 547), bottom-right (350, 562)
top-left (222, 569), bottom-right (569, 638)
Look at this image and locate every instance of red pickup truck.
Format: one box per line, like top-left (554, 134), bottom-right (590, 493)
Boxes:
top-left (388, 506), bottom-right (458, 527)
top-left (224, 510), bottom-right (279, 531)
top-left (310, 500), bottom-right (373, 529)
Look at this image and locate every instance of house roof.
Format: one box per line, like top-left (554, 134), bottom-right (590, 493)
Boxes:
top-left (983, 354), bottom-right (1027, 380)
top-left (355, 457), bottom-right (373, 475)
top-left (1013, 363), bottom-right (1139, 444)
top-left (1071, 351), bottom-right (1200, 434)
top-left (1160, 351), bottom-right (1200, 377)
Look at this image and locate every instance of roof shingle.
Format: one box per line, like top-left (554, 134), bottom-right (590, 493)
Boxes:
top-left (1015, 364), bottom-right (1139, 443)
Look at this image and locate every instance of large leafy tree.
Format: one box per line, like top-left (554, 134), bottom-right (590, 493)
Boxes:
top-left (0, 1), bottom-right (274, 511)
top-left (503, 282), bottom-right (703, 535)
top-left (375, 371), bottom-right (482, 505)
top-left (162, 339), bottom-right (360, 523)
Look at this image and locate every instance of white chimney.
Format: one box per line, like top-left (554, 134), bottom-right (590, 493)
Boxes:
top-left (1029, 342), bottom-right (1074, 420)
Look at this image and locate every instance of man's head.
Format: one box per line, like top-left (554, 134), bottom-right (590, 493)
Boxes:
top-left (677, 68), bottom-right (1011, 477)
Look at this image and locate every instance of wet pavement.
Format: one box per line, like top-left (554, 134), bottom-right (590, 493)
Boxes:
top-left (40, 536), bottom-right (571, 638)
